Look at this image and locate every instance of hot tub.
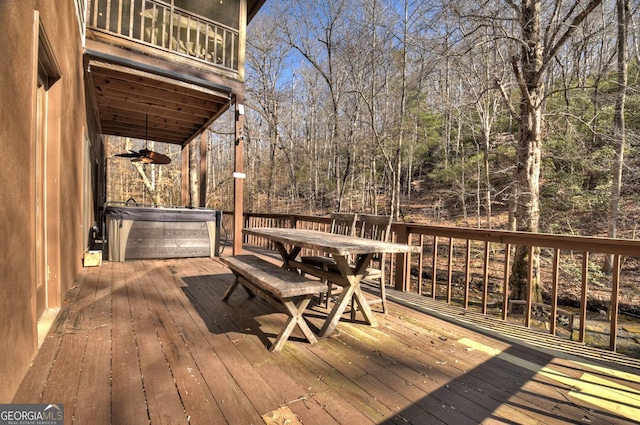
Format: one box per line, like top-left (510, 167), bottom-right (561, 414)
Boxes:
top-left (105, 205), bottom-right (221, 262)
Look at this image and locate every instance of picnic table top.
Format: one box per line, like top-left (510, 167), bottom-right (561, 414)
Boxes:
top-left (243, 227), bottom-right (421, 256)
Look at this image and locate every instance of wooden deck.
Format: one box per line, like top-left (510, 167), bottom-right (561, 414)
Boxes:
top-left (13, 255), bottom-right (640, 425)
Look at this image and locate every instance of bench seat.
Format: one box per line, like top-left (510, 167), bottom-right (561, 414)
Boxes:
top-left (220, 255), bottom-right (327, 352)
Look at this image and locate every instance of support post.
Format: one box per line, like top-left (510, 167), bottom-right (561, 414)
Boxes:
top-left (199, 131), bottom-right (207, 207)
top-left (233, 96), bottom-right (245, 254)
top-left (394, 224), bottom-right (410, 291)
top-left (181, 143), bottom-right (189, 206)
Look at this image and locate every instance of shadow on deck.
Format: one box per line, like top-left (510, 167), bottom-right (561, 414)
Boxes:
top-left (13, 256), bottom-right (640, 424)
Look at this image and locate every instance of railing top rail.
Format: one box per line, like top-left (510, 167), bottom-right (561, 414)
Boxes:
top-left (238, 212), bottom-right (640, 257)
top-left (400, 223), bottom-right (640, 256)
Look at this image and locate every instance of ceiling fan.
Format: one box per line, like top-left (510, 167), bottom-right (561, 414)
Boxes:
top-left (114, 114), bottom-right (171, 165)
top-left (115, 148), bottom-right (171, 164)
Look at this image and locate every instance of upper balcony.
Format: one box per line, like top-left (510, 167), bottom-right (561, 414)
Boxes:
top-left (87, 0), bottom-right (241, 75)
top-left (84, 0), bottom-right (265, 146)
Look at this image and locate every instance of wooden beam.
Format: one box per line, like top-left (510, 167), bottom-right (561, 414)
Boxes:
top-left (181, 144), bottom-right (189, 206)
top-left (238, 0), bottom-right (247, 82)
top-left (233, 95), bottom-right (245, 254)
top-left (86, 53), bottom-right (239, 97)
top-left (199, 131), bottom-right (207, 208)
top-left (393, 224), bottom-right (409, 291)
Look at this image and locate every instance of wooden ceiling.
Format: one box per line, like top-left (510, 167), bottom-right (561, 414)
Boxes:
top-left (86, 59), bottom-right (233, 146)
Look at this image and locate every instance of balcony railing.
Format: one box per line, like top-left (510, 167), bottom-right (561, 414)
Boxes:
top-left (88, 0), bottom-right (239, 71)
top-left (224, 212), bottom-right (640, 356)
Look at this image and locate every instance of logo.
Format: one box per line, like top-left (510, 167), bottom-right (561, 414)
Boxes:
top-left (0, 404), bottom-right (64, 425)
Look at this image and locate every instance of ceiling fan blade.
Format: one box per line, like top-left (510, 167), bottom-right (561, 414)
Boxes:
top-left (116, 148), bottom-right (170, 164)
top-left (115, 152), bottom-right (142, 158)
top-left (144, 151), bottom-right (171, 165)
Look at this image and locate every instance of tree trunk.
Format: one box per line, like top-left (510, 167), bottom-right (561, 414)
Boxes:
top-left (133, 163), bottom-right (163, 205)
top-left (509, 0), bottom-right (544, 303)
top-left (606, 0), bottom-right (629, 271)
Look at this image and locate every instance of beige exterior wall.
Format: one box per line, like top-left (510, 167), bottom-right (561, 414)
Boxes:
top-left (0, 0), bottom-right (99, 402)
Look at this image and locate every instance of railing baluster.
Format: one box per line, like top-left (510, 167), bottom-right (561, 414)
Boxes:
top-left (579, 252), bottom-right (589, 342)
top-left (464, 239), bottom-right (471, 309)
top-left (550, 248), bottom-right (560, 335)
top-left (151, 3), bottom-right (158, 45)
top-left (222, 30), bottom-right (227, 67)
top-left (446, 238), bottom-right (453, 304)
top-left (231, 31), bottom-right (236, 69)
top-left (129, 0), bottom-right (135, 39)
top-left (213, 27), bottom-right (219, 64)
top-left (609, 254), bottom-right (620, 351)
top-left (116, 0), bottom-right (123, 35)
top-left (91, 0), bottom-right (98, 27)
top-left (431, 236), bottom-right (438, 299)
top-left (501, 243), bottom-right (511, 321)
top-left (186, 15), bottom-right (192, 56)
top-left (139, 0), bottom-right (146, 45)
top-left (525, 245), bottom-right (534, 327)
top-left (196, 21), bottom-right (201, 58)
top-left (389, 231), bottom-right (396, 289)
top-left (482, 241), bottom-right (490, 315)
top-left (204, 23), bottom-right (210, 61)
top-left (418, 234), bottom-right (424, 295)
top-left (106, 0), bottom-right (112, 31)
top-left (159, 6), bottom-right (166, 48)
top-left (405, 233), bottom-right (412, 292)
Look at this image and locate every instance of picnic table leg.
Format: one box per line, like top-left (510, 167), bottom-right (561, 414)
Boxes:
top-left (273, 242), bottom-right (302, 271)
top-left (318, 254), bottom-right (377, 337)
top-left (271, 295), bottom-right (316, 352)
top-left (341, 254), bottom-right (378, 325)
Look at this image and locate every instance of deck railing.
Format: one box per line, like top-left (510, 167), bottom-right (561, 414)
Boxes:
top-left (224, 211), bottom-right (640, 355)
top-left (87, 0), bottom-right (239, 70)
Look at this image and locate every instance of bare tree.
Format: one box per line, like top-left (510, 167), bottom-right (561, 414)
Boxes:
top-left (491, 0), bottom-right (605, 301)
top-left (279, 0), bottom-right (352, 211)
top-left (606, 0), bottom-right (630, 271)
top-left (246, 13), bottom-right (291, 210)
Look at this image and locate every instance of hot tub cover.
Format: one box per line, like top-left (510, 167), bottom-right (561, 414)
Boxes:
top-left (105, 206), bottom-right (218, 222)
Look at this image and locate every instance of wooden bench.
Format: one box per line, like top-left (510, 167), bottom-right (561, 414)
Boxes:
top-left (220, 255), bottom-right (328, 352)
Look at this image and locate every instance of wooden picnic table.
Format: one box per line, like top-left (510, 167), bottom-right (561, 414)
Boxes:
top-left (243, 227), bottom-right (421, 337)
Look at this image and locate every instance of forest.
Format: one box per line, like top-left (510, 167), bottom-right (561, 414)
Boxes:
top-left (107, 0), bottom-right (640, 243)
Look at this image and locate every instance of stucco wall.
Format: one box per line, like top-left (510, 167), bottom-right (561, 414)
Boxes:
top-left (0, 0), bottom-right (95, 402)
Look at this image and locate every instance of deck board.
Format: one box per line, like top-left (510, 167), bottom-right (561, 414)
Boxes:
top-left (129, 261), bottom-right (190, 425)
top-left (13, 255), bottom-right (640, 425)
top-left (111, 261), bottom-right (150, 425)
top-left (150, 258), bottom-right (249, 425)
top-left (74, 264), bottom-right (112, 424)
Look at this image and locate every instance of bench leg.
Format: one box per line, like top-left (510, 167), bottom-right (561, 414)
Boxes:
top-left (270, 295), bottom-right (316, 352)
top-left (222, 275), bottom-right (255, 301)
